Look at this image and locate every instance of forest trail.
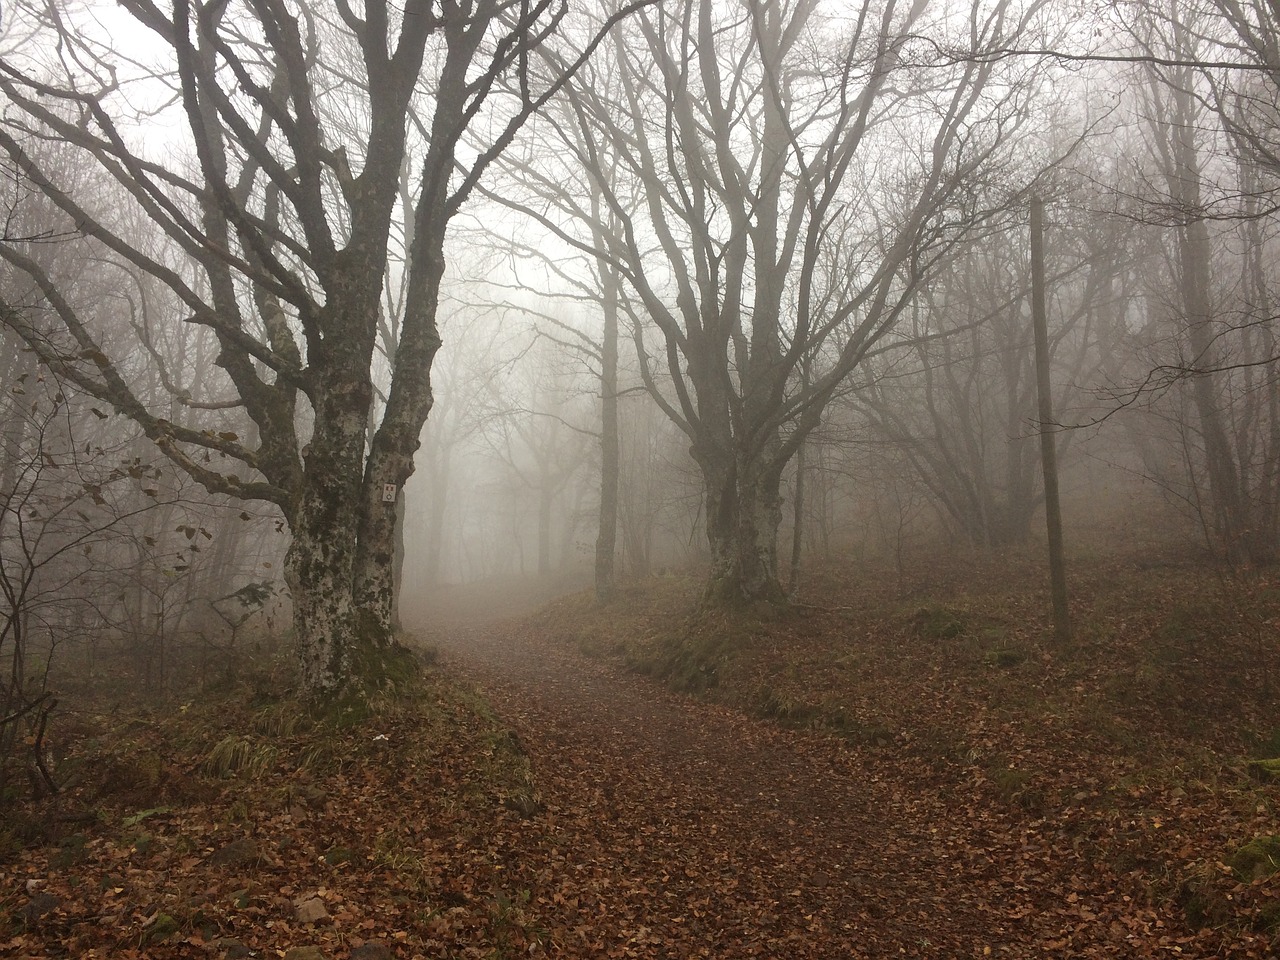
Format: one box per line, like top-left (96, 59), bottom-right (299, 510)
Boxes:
top-left (427, 620), bottom-right (1146, 959)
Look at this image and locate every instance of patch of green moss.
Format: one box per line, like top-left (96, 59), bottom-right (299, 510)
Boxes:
top-left (912, 605), bottom-right (965, 640)
top-left (314, 690), bottom-right (375, 729)
top-left (1229, 835), bottom-right (1280, 883)
top-left (51, 833), bottom-right (88, 870)
top-left (143, 912), bottom-right (180, 944)
top-left (310, 639), bottom-right (423, 728)
top-left (985, 648), bottom-right (1026, 669)
top-left (1248, 759), bottom-right (1280, 783)
top-left (639, 621), bottom-right (741, 694)
top-left (323, 845), bottom-right (355, 866)
top-left (751, 686), bottom-right (893, 745)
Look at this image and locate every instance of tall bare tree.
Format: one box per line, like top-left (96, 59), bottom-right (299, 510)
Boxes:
top-left (0, 0), bottom-right (647, 697)
top-left (496, 0), bottom-right (1061, 603)
top-left (856, 202), bottom-right (1123, 548)
top-left (1121, 0), bottom-right (1280, 564)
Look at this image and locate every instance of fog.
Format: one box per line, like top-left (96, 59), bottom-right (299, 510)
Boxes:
top-left (1, 0), bottom-right (1277, 689)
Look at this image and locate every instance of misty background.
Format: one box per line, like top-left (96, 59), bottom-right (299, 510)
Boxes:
top-left (1, 0), bottom-right (1276, 690)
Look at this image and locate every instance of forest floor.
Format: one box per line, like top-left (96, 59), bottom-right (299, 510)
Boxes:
top-left (2, 545), bottom-right (1279, 958)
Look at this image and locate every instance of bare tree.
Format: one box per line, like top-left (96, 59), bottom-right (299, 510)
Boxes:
top-left (1119, 1), bottom-right (1280, 564)
top-left (495, 0), bottom-right (1063, 604)
top-left (855, 201), bottom-right (1124, 548)
top-left (0, 0), bottom-right (648, 698)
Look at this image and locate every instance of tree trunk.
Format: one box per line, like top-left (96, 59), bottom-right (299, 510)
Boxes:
top-left (594, 266), bottom-right (620, 602)
top-left (1173, 126), bottom-right (1249, 563)
top-left (621, 493), bottom-right (652, 579)
top-left (391, 486), bottom-right (405, 632)
top-left (537, 484), bottom-right (553, 578)
top-left (788, 438), bottom-right (805, 594)
top-left (287, 367), bottom-right (373, 694)
top-left (700, 450), bottom-right (787, 605)
top-left (1030, 197), bottom-right (1070, 643)
top-left (287, 500), bottom-right (360, 696)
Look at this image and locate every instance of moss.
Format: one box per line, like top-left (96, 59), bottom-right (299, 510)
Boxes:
top-left (323, 845), bottom-right (355, 866)
top-left (349, 633), bottom-right (420, 691)
top-left (307, 641), bottom-right (420, 728)
top-left (1229, 835), bottom-right (1280, 883)
top-left (1257, 899), bottom-right (1280, 932)
top-left (751, 686), bottom-right (894, 746)
top-left (143, 912), bottom-right (180, 944)
top-left (314, 689), bottom-right (374, 729)
top-left (1247, 759), bottom-right (1280, 783)
top-left (617, 611), bottom-right (749, 694)
top-left (701, 570), bottom-right (788, 609)
top-left (985, 648), bottom-right (1026, 668)
top-left (912, 605), bottom-right (964, 640)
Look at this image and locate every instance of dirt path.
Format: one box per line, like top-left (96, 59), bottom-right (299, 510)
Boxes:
top-left (429, 621), bottom-right (1147, 959)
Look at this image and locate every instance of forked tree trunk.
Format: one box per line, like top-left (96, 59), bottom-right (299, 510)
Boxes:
top-left (288, 270), bottom-right (442, 696)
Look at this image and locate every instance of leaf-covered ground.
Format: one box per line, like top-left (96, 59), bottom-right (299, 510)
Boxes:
top-left (3, 547), bottom-right (1279, 958)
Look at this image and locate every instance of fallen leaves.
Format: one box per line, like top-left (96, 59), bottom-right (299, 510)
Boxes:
top-left (4, 556), bottom-right (1280, 958)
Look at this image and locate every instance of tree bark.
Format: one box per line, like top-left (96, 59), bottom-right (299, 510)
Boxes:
top-left (1030, 198), bottom-right (1070, 644)
top-left (699, 448), bottom-right (787, 605)
top-left (788, 437), bottom-right (806, 595)
top-left (1155, 56), bottom-right (1252, 564)
top-left (595, 272), bottom-right (620, 601)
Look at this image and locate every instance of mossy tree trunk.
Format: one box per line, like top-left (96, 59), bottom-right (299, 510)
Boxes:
top-left (698, 445), bottom-right (788, 606)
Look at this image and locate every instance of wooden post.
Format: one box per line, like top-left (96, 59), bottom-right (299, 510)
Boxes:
top-left (1030, 198), bottom-right (1071, 643)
